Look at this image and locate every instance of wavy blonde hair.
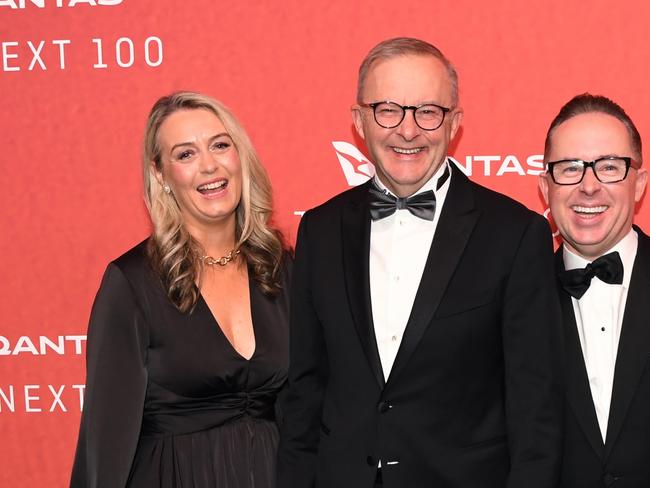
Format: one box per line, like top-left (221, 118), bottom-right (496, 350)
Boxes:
top-left (143, 91), bottom-right (286, 312)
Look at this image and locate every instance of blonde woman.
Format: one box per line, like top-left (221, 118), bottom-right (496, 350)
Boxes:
top-left (71, 92), bottom-right (290, 488)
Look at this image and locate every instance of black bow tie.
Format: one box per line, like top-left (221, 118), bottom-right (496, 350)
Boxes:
top-left (368, 165), bottom-right (449, 221)
top-left (558, 251), bottom-right (624, 299)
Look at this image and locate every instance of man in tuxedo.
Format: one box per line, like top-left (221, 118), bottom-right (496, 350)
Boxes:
top-left (278, 37), bottom-right (562, 488)
top-left (539, 94), bottom-right (649, 487)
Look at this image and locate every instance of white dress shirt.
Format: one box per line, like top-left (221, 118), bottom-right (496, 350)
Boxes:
top-left (563, 229), bottom-right (638, 442)
top-left (369, 160), bottom-right (451, 380)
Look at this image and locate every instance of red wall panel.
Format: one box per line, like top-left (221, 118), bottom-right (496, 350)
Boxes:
top-left (1, 1), bottom-right (648, 485)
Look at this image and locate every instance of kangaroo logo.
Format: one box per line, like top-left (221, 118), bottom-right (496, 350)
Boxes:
top-left (543, 208), bottom-right (560, 238)
top-left (332, 141), bottom-right (375, 186)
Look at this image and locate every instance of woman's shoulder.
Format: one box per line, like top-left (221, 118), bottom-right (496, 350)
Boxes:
top-left (111, 238), bottom-right (149, 268)
top-left (105, 238), bottom-right (157, 286)
top-left (96, 238), bottom-right (163, 315)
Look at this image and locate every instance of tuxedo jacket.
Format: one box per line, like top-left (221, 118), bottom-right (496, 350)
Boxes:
top-left (278, 165), bottom-right (563, 488)
top-left (556, 227), bottom-right (650, 488)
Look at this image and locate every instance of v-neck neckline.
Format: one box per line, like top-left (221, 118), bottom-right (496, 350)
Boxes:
top-left (197, 267), bottom-right (258, 362)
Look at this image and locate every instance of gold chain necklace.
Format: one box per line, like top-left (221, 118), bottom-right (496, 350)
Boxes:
top-left (200, 249), bottom-right (240, 267)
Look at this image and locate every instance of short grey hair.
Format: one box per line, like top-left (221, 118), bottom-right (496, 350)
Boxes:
top-left (357, 37), bottom-right (459, 107)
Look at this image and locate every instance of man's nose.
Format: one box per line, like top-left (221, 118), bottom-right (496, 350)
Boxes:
top-left (396, 108), bottom-right (420, 139)
top-left (579, 166), bottom-right (602, 194)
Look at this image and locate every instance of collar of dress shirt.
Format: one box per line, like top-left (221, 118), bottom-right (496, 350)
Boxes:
top-left (563, 228), bottom-right (638, 289)
top-left (372, 158), bottom-right (451, 198)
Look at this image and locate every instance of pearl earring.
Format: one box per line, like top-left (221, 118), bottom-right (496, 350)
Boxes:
top-left (163, 184), bottom-right (171, 194)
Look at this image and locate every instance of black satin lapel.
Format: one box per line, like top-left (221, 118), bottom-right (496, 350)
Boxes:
top-left (555, 250), bottom-right (605, 459)
top-left (605, 230), bottom-right (650, 459)
top-left (341, 184), bottom-right (384, 388)
top-left (386, 168), bottom-right (478, 387)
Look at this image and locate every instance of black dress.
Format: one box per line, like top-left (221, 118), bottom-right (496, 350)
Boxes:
top-left (70, 240), bottom-right (290, 488)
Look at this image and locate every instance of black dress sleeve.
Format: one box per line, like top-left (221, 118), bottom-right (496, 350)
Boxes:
top-left (70, 263), bottom-right (149, 488)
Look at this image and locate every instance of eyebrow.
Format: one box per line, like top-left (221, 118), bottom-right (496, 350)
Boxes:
top-left (169, 132), bottom-right (232, 153)
top-left (378, 100), bottom-right (445, 106)
top-left (552, 154), bottom-right (624, 162)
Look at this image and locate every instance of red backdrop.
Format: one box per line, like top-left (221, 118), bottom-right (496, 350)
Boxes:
top-left (1, 1), bottom-right (649, 486)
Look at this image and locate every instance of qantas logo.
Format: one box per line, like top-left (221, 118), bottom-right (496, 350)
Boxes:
top-left (295, 142), bottom-right (552, 218)
top-left (0, 335), bottom-right (86, 355)
top-left (0, 0), bottom-right (122, 8)
top-left (543, 208), bottom-right (560, 237)
top-left (332, 141), bottom-right (546, 187)
top-left (330, 141), bottom-right (557, 234)
top-left (332, 141), bottom-right (376, 186)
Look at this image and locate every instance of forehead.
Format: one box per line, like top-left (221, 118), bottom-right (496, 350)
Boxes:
top-left (548, 112), bottom-right (634, 160)
top-left (362, 54), bottom-right (453, 105)
top-left (158, 108), bottom-right (226, 145)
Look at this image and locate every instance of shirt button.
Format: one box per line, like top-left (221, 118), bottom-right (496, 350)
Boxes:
top-left (394, 275), bottom-right (400, 282)
top-left (602, 473), bottom-right (619, 486)
top-left (377, 401), bottom-right (392, 413)
top-left (391, 335), bottom-right (398, 342)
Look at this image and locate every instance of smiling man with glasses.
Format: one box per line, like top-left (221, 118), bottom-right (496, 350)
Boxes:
top-left (539, 93), bottom-right (650, 487)
top-left (279, 37), bottom-right (563, 488)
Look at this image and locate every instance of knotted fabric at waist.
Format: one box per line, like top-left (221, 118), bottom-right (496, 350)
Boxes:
top-left (140, 383), bottom-right (277, 437)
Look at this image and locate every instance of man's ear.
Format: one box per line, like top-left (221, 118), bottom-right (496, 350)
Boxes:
top-left (538, 172), bottom-right (550, 205)
top-left (449, 107), bottom-right (463, 141)
top-left (351, 105), bottom-right (366, 141)
top-left (635, 167), bottom-right (648, 202)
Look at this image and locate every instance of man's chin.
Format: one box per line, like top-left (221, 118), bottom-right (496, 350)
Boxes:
top-left (565, 235), bottom-right (611, 260)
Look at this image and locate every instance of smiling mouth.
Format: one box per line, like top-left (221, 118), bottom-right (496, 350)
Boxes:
top-left (392, 147), bottom-right (423, 155)
top-left (197, 180), bottom-right (227, 193)
top-left (572, 205), bottom-right (608, 215)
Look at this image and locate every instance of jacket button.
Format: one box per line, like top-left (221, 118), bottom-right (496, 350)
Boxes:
top-left (377, 401), bottom-right (391, 413)
top-left (366, 456), bottom-right (376, 466)
top-left (602, 473), bottom-right (619, 486)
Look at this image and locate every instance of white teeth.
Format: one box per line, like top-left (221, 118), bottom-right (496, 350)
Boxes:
top-left (393, 147), bottom-right (422, 154)
top-left (198, 180), bottom-right (226, 191)
top-left (572, 205), bottom-right (607, 214)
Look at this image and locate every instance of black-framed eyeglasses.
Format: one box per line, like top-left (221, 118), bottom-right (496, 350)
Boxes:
top-left (360, 100), bottom-right (451, 131)
top-left (546, 156), bottom-right (638, 185)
